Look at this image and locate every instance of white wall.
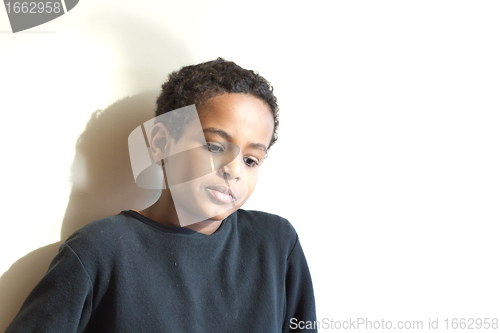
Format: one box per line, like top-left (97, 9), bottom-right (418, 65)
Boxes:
top-left (1, 1), bottom-right (499, 331)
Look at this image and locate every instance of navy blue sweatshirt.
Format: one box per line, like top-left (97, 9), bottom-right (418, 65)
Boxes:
top-left (6, 209), bottom-right (316, 332)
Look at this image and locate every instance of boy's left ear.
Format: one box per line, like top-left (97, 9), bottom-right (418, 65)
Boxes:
top-left (149, 123), bottom-right (171, 164)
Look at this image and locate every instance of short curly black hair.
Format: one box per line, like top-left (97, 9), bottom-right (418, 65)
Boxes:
top-left (155, 57), bottom-right (279, 150)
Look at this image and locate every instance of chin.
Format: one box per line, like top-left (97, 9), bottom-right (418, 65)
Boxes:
top-left (175, 200), bottom-right (237, 226)
top-left (206, 198), bottom-right (247, 221)
top-left (209, 208), bottom-right (237, 221)
top-left (172, 184), bottom-right (249, 225)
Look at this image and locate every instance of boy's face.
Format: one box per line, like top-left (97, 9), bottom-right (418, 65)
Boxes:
top-left (159, 93), bottom-right (274, 225)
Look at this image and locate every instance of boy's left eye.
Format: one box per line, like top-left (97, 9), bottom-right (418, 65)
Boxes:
top-left (243, 157), bottom-right (259, 167)
top-left (206, 142), bottom-right (259, 167)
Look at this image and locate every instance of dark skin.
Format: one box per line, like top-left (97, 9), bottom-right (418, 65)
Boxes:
top-left (140, 93), bottom-right (274, 235)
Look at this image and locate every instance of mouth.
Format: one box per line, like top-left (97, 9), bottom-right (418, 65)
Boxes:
top-left (205, 185), bottom-right (235, 203)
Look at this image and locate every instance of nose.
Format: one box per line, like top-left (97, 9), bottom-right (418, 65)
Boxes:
top-left (218, 152), bottom-right (242, 182)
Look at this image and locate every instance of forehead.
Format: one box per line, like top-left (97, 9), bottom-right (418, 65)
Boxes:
top-left (198, 93), bottom-right (274, 144)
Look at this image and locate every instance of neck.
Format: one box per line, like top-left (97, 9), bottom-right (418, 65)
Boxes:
top-left (140, 188), bottom-right (222, 235)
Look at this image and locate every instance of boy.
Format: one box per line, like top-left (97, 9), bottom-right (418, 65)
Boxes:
top-left (6, 58), bottom-right (316, 332)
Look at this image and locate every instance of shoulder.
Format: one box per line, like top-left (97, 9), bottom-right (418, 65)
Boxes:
top-left (233, 209), bottom-right (298, 256)
top-left (66, 212), bottom-right (133, 240)
top-left (62, 212), bottom-right (141, 261)
top-left (235, 209), bottom-right (295, 232)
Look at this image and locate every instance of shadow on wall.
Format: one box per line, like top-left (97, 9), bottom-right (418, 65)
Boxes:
top-left (0, 5), bottom-right (199, 327)
top-left (0, 91), bottom-right (163, 330)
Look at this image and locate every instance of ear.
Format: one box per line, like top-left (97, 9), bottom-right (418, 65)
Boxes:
top-left (149, 123), bottom-right (171, 164)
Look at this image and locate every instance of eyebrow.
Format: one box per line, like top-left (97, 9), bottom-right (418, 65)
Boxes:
top-left (203, 127), bottom-right (268, 154)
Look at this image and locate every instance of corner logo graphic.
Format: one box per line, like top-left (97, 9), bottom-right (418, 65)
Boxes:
top-left (4, 0), bottom-right (79, 33)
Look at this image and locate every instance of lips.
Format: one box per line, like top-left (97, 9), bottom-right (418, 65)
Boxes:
top-left (205, 185), bottom-right (236, 203)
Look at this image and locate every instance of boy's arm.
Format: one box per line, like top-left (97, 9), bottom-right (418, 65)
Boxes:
top-left (5, 243), bottom-right (93, 333)
top-left (282, 235), bottom-right (317, 333)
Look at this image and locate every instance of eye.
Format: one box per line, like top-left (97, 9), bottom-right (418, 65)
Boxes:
top-left (206, 142), bottom-right (225, 153)
top-left (243, 157), bottom-right (259, 167)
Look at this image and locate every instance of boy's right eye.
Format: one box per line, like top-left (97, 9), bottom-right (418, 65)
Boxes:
top-left (206, 142), bottom-right (225, 153)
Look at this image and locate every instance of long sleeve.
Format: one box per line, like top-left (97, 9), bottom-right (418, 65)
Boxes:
top-left (5, 243), bottom-right (93, 333)
top-left (282, 235), bottom-right (317, 332)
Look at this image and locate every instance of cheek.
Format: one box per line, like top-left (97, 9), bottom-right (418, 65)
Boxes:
top-left (232, 170), bottom-right (259, 208)
top-left (165, 148), bottom-right (213, 186)
top-left (245, 170), bottom-right (259, 194)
